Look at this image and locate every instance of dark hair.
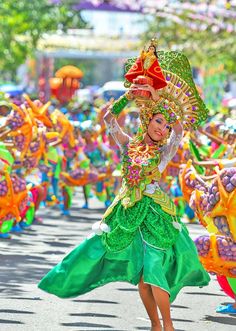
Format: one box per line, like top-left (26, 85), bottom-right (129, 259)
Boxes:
top-left (148, 45), bottom-right (158, 58)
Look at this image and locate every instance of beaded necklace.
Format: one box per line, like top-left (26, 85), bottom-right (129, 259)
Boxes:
top-left (122, 139), bottom-right (161, 188)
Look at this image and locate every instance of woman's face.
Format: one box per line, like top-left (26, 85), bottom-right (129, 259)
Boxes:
top-left (83, 130), bottom-right (92, 141)
top-left (228, 133), bottom-right (235, 145)
top-left (147, 113), bottom-right (171, 142)
top-left (0, 105), bottom-right (10, 116)
top-left (148, 46), bottom-right (155, 54)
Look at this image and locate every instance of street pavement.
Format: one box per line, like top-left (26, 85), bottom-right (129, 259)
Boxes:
top-left (0, 188), bottom-right (235, 331)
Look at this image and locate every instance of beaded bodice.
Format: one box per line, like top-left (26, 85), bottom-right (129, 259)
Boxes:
top-left (103, 116), bottom-right (183, 218)
top-left (122, 142), bottom-right (161, 189)
top-left (118, 142), bottom-right (162, 208)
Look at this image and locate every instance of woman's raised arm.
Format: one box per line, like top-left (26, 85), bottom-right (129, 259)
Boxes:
top-left (158, 121), bottom-right (183, 173)
top-left (166, 121), bottom-right (183, 159)
top-left (104, 109), bottom-right (130, 149)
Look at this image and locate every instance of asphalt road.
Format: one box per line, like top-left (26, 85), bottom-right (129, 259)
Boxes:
top-left (0, 188), bottom-right (235, 331)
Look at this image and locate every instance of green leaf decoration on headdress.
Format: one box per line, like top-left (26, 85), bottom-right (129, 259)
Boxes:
top-left (153, 99), bottom-right (177, 124)
top-left (124, 58), bottom-right (137, 88)
top-left (124, 51), bottom-right (209, 130)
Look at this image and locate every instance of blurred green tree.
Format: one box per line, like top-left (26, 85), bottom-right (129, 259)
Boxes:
top-left (0, 0), bottom-right (87, 79)
top-left (142, 9), bottom-right (236, 75)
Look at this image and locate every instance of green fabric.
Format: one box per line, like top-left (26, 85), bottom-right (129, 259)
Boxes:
top-left (189, 140), bottom-right (205, 174)
top-left (25, 206), bottom-right (35, 225)
top-left (54, 157), bottom-right (62, 179)
top-left (199, 145), bottom-right (210, 157)
top-left (103, 196), bottom-right (181, 252)
top-left (84, 184), bottom-right (92, 196)
top-left (189, 139), bottom-right (202, 161)
top-left (80, 159), bottom-right (90, 169)
top-left (38, 228), bottom-right (210, 303)
top-left (0, 219), bottom-right (14, 233)
top-left (64, 186), bottom-right (73, 208)
top-left (46, 146), bottom-right (59, 163)
top-left (227, 277), bottom-right (236, 294)
top-left (176, 200), bottom-right (185, 217)
top-left (0, 143), bottom-right (14, 172)
top-left (95, 182), bottom-right (106, 202)
top-left (212, 144), bottom-right (226, 159)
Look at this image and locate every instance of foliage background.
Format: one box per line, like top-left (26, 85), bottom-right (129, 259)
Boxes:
top-left (0, 0), bottom-right (235, 82)
top-left (0, 0), bottom-right (87, 79)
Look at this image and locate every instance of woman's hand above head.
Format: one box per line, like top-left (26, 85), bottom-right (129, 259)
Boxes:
top-left (172, 119), bottom-right (183, 135)
top-left (103, 99), bottom-right (117, 123)
top-left (129, 83), bottom-right (159, 101)
top-left (103, 104), bottom-right (130, 148)
top-left (103, 107), bottom-right (114, 124)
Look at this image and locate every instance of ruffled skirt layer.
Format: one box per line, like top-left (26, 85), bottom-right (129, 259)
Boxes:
top-left (38, 227), bottom-right (210, 302)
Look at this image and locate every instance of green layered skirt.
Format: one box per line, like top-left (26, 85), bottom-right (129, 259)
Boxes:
top-left (38, 197), bottom-right (210, 302)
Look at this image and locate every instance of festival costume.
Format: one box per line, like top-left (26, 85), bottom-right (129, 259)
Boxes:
top-left (0, 143), bottom-right (16, 236)
top-left (0, 95), bottom-right (63, 236)
top-left (83, 140), bottom-right (115, 203)
top-left (38, 125), bottom-right (209, 302)
top-left (180, 150), bottom-right (236, 278)
top-left (39, 48), bottom-right (210, 302)
top-left (177, 108), bottom-right (236, 305)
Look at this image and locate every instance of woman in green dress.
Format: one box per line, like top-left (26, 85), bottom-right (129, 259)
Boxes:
top-left (38, 49), bottom-right (210, 331)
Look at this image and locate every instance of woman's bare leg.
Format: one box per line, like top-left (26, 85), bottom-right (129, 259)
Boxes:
top-left (151, 286), bottom-right (174, 331)
top-left (138, 278), bottom-right (162, 331)
top-left (34, 185), bottom-right (45, 211)
top-left (82, 185), bottom-right (89, 207)
top-left (62, 187), bottom-right (69, 210)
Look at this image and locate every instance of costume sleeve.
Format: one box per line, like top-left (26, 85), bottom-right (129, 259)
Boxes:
top-left (104, 116), bottom-right (130, 150)
top-left (158, 130), bottom-right (183, 173)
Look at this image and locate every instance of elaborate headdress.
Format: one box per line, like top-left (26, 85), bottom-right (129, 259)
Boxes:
top-left (125, 50), bottom-right (209, 132)
top-left (138, 99), bottom-right (178, 132)
top-left (149, 38), bottom-right (158, 48)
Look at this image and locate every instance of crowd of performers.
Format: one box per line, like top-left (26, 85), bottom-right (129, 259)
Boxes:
top-left (1, 41), bottom-right (236, 326)
top-left (0, 93), bottom-right (123, 236)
